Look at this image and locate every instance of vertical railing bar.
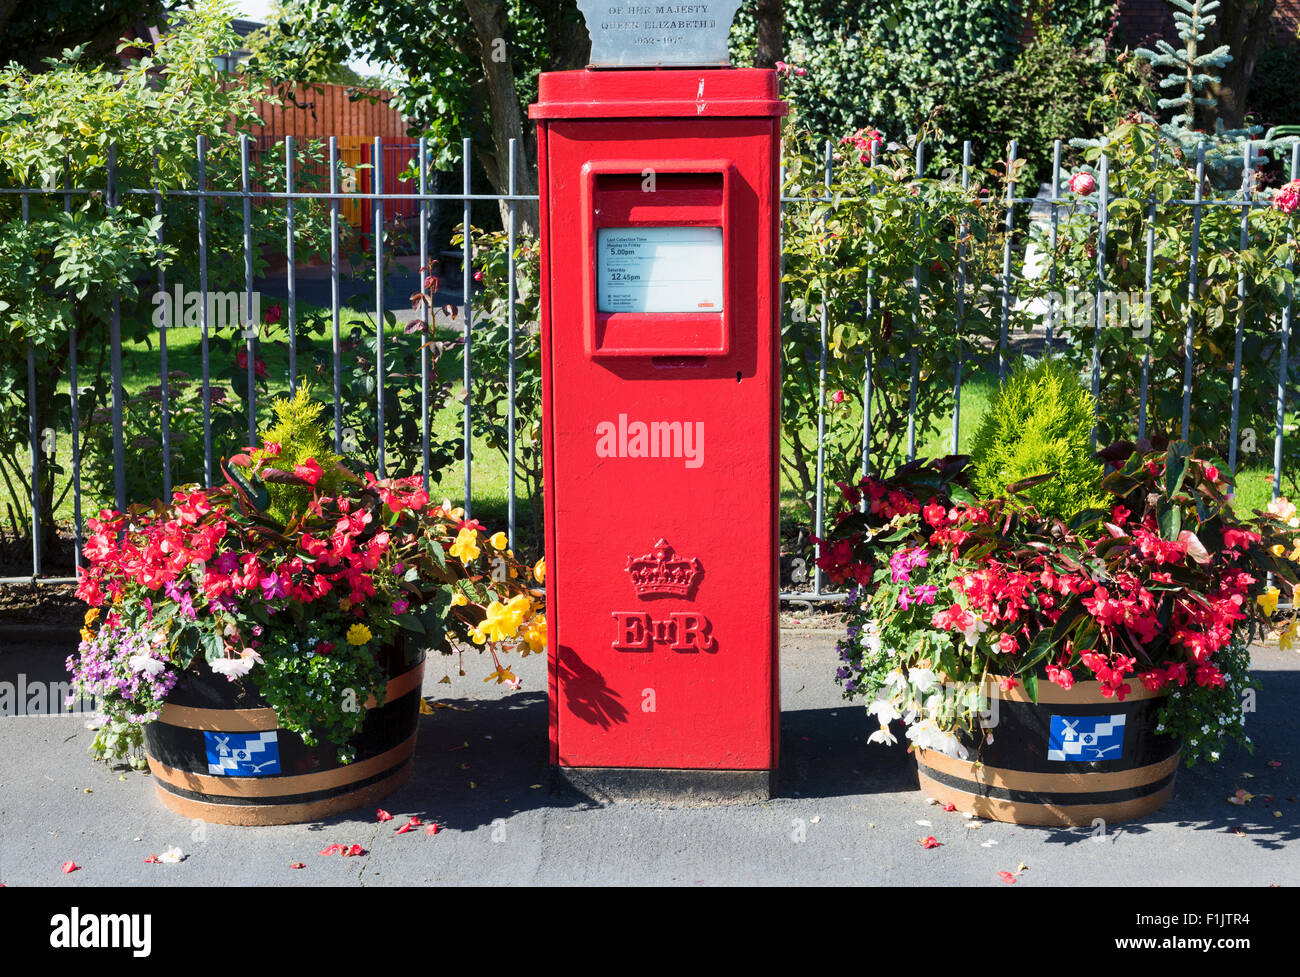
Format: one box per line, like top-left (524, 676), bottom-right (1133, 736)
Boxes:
top-left (952, 140), bottom-right (971, 454)
top-left (813, 139), bottom-right (832, 596)
top-left (1272, 143), bottom-right (1299, 504)
top-left (1227, 141), bottom-right (1252, 475)
top-left (65, 158), bottom-right (82, 568)
top-left (108, 143), bottom-right (126, 514)
top-left (1045, 140), bottom-right (1061, 355)
top-left (462, 137), bottom-right (474, 518)
top-left (329, 137), bottom-right (343, 453)
top-left (155, 163), bottom-right (171, 499)
top-left (999, 139), bottom-right (1017, 383)
top-left (1138, 145), bottom-right (1157, 442)
top-left (1181, 143), bottom-right (1206, 442)
top-left (906, 141), bottom-right (923, 462)
top-left (419, 136), bottom-right (431, 492)
top-left (240, 133), bottom-right (256, 446)
top-left (862, 150), bottom-right (876, 486)
top-left (506, 138), bottom-right (519, 550)
top-left (1090, 153), bottom-right (1108, 448)
top-left (374, 137), bottom-right (386, 478)
top-left (197, 135), bottom-right (213, 487)
top-left (22, 183), bottom-right (40, 575)
top-left (286, 135), bottom-right (297, 395)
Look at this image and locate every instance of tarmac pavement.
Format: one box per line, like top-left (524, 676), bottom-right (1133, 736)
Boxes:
top-left (1, 627), bottom-right (1296, 886)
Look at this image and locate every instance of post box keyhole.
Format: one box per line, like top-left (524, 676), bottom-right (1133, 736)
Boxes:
top-left (736, 371), bottom-right (742, 383)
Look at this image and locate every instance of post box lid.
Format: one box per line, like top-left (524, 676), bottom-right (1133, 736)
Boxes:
top-left (530, 68), bottom-right (788, 120)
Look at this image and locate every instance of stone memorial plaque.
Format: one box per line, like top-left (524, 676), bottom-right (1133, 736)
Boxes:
top-left (597, 226), bottom-right (724, 313)
top-left (575, 1), bottom-right (742, 68)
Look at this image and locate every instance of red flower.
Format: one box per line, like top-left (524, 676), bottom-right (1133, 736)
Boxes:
top-left (142, 855), bottom-right (161, 864)
top-left (376, 808), bottom-right (394, 822)
top-left (426, 823), bottom-right (441, 835)
top-left (264, 303), bottom-right (283, 325)
top-left (919, 836), bottom-right (943, 849)
top-left (61, 861), bottom-right (79, 874)
top-left (343, 844), bottom-right (366, 857)
top-left (997, 870), bottom-right (1018, 884)
top-left (294, 458), bottom-right (323, 486)
top-left (1046, 664), bottom-right (1075, 691)
top-left (318, 844), bottom-right (343, 856)
top-left (1195, 664), bottom-right (1225, 689)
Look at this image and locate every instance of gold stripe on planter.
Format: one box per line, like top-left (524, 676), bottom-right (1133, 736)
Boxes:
top-left (908, 673), bottom-right (1182, 827)
top-left (918, 747), bottom-right (1181, 794)
top-left (993, 679), bottom-right (1166, 705)
top-left (917, 767), bottom-right (1175, 828)
top-left (150, 762), bottom-right (415, 827)
top-left (145, 649), bottom-right (425, 825)
top-left (156, 661), bottom-right (425, 732)
top-left (146, 732), bottom-right (417, 799)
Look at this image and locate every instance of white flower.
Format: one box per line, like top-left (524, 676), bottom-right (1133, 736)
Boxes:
top-left (867, 724), bottom-right (897, 746)
top-left (908, 667), bottom-right (939, 693)
top-left (961, 615), bottom-right (988, 648)
top-left (905, 718), bottom-right (970, 760)
top-left (883, 669), bottom-right (910, 693)
top-left (128, 655), bottom-right (165, 676)
top-left (869, 697), bottom-right (901, 725)
top-left (158, 846), bottom-right (185, 864)
top-left (210, 657), bottom-right (254, 680)
top-left (860, 620), bottom-right (882, 656)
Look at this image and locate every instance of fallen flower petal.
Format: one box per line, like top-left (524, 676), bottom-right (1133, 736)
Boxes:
top-left (942, 803), bottom-right (956, 812)
top-left (61, 861), bottom-right (79, 874)
top-left (395, 821), bottom-right (415, 835)
top-left (289, 862), bottom-right (306, 869)
top-left (158, 846), bottom-right (184, 864)
top-left (998, 870), bottom-right (1017, 884)
top-left (919, 836), bottom-right (943, 849)
top-left (1228, 789), bottom-right (1254, 805)
top-left (1269, 760), bottom-right (1283, 768)
top-left (318, 844), bottom-right (344, 856)
top-left (343, 844), bottom-right (365, 857)
top-left (142, 855), bottom-right (161, 864)
top-left (376, 809), bottom-right (394, 822)
top-left (425, 823), bottom-right (441, 835)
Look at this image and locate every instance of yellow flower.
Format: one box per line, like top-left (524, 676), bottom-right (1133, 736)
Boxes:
top-left (490, 531), bottom-right (508, 550)
top-left (451, 590), bottom-right (468, 607)
top-left (480, 597), bottom-right (529, 643)
top-left (1281, 618), bottom-right (1300, 653)
top-left (84, 607), bottom-right (100, 627)
top-left (1258, 587), bottom-right (1280, 617)
top-left (533, 558), bottom-right (546, 584)
top-left (449, 528), bottom-right (480, 563)
top-left (521, 615), bottom-right (547, 655)
top-left (484, 666), bottom-right (517, 685)
top-left (79, 627), bottom-right (94, 644)
top-left (346, 623), bottom-right (373, 646)
top-left (1272, 544), bottom-right (1286, 557)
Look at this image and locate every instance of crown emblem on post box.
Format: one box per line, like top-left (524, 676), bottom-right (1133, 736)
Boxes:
top-left (626, 539), bottom-right (703, 599)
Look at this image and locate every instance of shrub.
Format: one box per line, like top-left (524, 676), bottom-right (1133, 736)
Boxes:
top-left (968, 358), bottom-right (1106, 518)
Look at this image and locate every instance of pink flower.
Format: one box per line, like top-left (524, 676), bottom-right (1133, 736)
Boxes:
top-left (392, 598), bottom-right (409, 615)
top-left (831, 389), bottom-right (845, 404)
top-left (1069, 172), bottom-right (1097, 195)
top-left (1274, 180), bottom-right (1300, 214)
top-left (263, 303), bottom-right (283, 325)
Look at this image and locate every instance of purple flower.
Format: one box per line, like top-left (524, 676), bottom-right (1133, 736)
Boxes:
top-left (178, 592), bottom-right (196, 619)
top-left (215, 552), bottom-right (239, 574)
top-left (260, 573), bottom-right (287, 601)
top-left (392, 598), bottom-right (409, 615)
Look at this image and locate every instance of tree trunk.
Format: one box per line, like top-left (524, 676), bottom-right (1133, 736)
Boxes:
top-left (754, 0), bottom-right (784, 68)
top-left (1207, 0), bottom-right (1277, 131)
top-left (462, 0), bottom-right (540, 234)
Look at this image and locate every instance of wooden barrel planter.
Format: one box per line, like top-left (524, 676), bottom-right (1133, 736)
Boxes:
top-left (914, 677), bottom-right (1181, 827)
top-left (143, 639), bottom-right (425, 825)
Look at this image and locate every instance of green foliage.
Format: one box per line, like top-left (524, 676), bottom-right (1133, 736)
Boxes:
top-left (1047, 117), bottom-right (1298, 462)
top-left (949, 25), bottom-right (1112, 188)
top-left (1247, 44), bottom-right (1300, 129)
top-left (258, 385), bottom-right (347, 522)
top-left (780, 123), bottom-right (1032, 504)
top-left (0, 0), bottom-right (172, 71)
top-left (969, 359), bottom-right (1106, 517)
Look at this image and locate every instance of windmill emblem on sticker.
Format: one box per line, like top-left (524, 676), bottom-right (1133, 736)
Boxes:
top-left (1047, 714), bottom-right (1126, 762)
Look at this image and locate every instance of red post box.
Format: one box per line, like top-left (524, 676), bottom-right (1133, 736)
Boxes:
top-left (531, 69), bottom-right (787, 799)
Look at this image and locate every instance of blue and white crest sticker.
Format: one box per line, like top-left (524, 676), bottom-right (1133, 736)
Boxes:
top-left (205, 730), bottom-right (281, 776)
top-left (1047, 714), bottom-right (1126, 762)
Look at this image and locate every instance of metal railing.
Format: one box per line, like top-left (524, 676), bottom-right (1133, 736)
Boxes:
top-left (2, 134), bottom-right (1298, 606)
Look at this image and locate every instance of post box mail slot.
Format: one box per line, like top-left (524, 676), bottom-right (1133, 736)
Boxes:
top-left (582, 162), bottom-right (735, 358)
